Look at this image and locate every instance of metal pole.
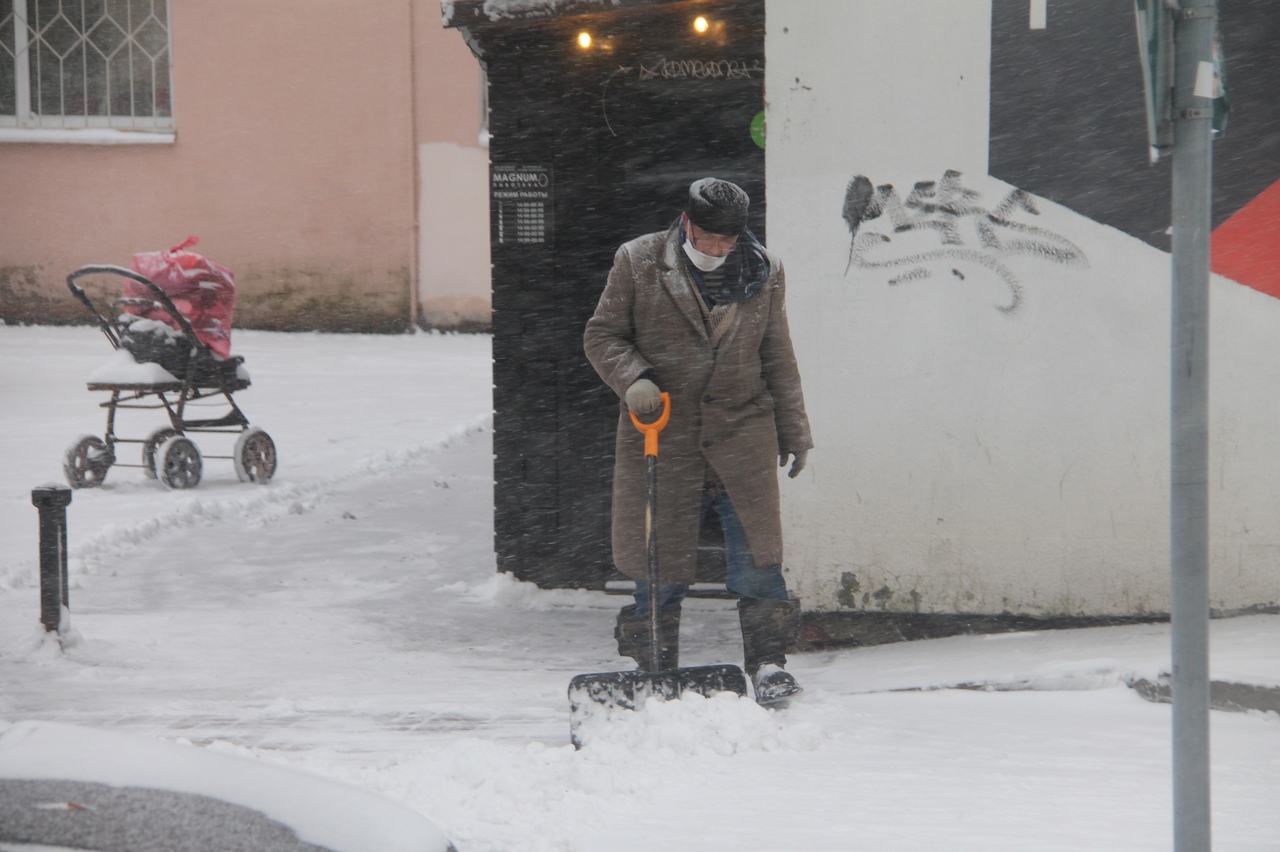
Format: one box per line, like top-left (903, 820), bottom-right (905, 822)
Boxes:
top-left (1170, 2), bottom-right (1215, 849)
top-left (31, 485), bottom-right (72, 634)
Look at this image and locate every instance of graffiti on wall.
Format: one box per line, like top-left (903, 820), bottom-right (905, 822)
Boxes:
top-left (842, 170), bottom-right (1087, 314)
top-left (637, 58), bottom-right (764, 81)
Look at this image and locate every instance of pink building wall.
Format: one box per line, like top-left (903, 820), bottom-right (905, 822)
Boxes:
top-left (0, 0), bottom-right (489, 332)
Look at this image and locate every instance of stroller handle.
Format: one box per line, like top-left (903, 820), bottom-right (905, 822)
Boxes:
top-left (67, 265), bottom-right (207, 354)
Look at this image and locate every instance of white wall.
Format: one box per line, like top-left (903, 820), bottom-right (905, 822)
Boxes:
top-left (766, 0), bottom-right (1280, 616)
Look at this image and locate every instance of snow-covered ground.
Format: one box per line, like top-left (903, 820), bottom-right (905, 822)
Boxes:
top-left (1, 324), bottom-right (1278, 851)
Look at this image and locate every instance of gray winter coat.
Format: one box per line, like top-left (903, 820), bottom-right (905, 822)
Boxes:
top-left (584, 221), bottom-right (813, 584)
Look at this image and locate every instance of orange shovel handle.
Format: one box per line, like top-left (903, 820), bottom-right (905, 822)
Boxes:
top-left (629, 392), bottom-right (671, 457)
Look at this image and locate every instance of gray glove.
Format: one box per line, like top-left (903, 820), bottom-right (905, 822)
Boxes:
top-left (779, 449), bottom-right (808, 479)
top-left (625, 378), bottom-right (662, 414)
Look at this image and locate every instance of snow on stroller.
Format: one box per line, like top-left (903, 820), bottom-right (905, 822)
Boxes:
top-left (63, 238), bottom-right (277, 490)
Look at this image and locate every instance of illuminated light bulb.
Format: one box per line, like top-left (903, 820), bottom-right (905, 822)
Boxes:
top-left (693, 16), bottom-right (709, 33)
top-left (577, 31), bottom-right (592, 49)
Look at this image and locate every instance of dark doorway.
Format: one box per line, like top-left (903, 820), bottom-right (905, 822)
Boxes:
top-left (459, 0), bottom-right (765, 587)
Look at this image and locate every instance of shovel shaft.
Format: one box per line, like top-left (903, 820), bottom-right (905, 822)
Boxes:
top-left (630, 393), bottom-right (670, 674)
top-left (646, 454), bottom-right (660, 671)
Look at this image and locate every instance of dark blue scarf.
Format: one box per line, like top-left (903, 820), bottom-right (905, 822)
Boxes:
top-left (678, 220), bottom-right (771, 308)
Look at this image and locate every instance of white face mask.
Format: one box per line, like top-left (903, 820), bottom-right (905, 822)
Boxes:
top-left (683, 239), bottom-right (727, 272)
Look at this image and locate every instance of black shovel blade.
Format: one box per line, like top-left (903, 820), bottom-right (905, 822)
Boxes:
top-left (568, 664), bottom-right (748, 748)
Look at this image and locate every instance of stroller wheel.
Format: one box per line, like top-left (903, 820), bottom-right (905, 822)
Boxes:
top-left (64, 435), bottom-right (114, 489)
top-left (234, 426), bottom-right (277, 484)
top-left (142, 427), bottom-right (180, 479)
top-left (158, 435), bottom-right (202, 490)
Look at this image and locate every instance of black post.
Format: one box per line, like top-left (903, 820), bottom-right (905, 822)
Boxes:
top-left (31, 485), bottom-right (72, 633)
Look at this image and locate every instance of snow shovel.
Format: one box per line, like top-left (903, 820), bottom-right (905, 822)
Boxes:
top-left (568, 393), bottom-right (748, 747)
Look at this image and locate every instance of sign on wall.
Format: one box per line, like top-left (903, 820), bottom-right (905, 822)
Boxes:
top-left (491, 164), bottom-right (553, 245)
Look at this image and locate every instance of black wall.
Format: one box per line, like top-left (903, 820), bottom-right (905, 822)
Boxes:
top-left (475, 1), bottom-right (766, 587)
top-left (990, 0), bottom-right (1280, 253)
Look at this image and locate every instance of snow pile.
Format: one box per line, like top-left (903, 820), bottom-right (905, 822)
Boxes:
top-left (0, 127), bottom-right (175, 145)
top-left (572, 691), bottom-right (825, 755)
top-left (120, 314), bottom-right (183, 340)
top-left (2, 623), bottom-right (81, 665)
top-left (443, 569), bottom-right (602, 611)
top-left (0, 720), bottom-right (452, 852)
top-left (85, 347), bottom-right (179, 385)
top-left (322, 698), bottom-right (823, 852)
top-left (949, 659), bottom-right (1128, 693)
top-left (338, 418), bottom-right (491, 480)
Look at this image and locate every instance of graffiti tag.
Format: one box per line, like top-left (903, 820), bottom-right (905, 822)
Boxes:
top-left (842, 170), bottom-right (1087, 314)
top-left (636, 58), bottom-right (763, 81)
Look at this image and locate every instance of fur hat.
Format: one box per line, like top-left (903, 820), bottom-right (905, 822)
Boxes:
top-left (685, 178), bottom-right (750, 236)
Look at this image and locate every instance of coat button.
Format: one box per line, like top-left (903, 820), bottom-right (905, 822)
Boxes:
top-left (702, 440), bottom-right (712, 448)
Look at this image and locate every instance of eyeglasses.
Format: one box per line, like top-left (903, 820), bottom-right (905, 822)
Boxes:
top-left (687, 220), bottom-right (738, 255)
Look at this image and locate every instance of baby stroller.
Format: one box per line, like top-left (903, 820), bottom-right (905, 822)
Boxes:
top-left (63, 242), bottom-right (276, 490)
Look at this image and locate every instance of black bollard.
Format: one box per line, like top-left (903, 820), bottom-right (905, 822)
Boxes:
top-left (31, 485), bottom-right (72, 634)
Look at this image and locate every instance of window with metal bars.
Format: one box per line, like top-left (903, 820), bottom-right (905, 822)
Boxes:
top-left (0, 0), bottom-right (172, 130)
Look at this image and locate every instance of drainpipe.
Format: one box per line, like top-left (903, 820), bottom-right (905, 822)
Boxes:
top-left (407, 0), bottom-right (422, 329)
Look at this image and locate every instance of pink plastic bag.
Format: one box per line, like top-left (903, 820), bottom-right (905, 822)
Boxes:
top-left (124, 237), bottom-right (236, 360)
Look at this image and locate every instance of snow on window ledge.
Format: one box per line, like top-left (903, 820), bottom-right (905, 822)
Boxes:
top-left (0, 128), bottom-right (176, 145)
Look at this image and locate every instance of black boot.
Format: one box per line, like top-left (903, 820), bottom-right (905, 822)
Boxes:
top-left (738, 597), bottom-right (803, 705)
top-left (615, 604), bottom-right (680, 672)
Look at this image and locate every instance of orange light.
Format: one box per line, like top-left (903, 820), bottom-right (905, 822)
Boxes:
top-left (693, 16), bottom-right (709, 34)
top-left (577, 31), bottom-right (592, 49)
